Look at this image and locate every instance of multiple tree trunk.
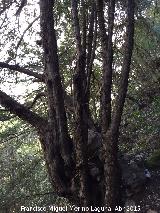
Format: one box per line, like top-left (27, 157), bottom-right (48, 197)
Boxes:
top-left (0, 0), bottom-right (135, 211)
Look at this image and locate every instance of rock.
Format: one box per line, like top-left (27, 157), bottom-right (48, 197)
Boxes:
top-left (144, 169), bottom-right (151, 178)
top-left (120, 156), bottom-right (148, 198)
top-left (88, 131), bottom-right (150, 198)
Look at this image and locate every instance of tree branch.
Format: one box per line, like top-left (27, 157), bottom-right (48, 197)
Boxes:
top-left (71, 0), bottom-right (91, 206)
top-left (27, 92), bottom-right (46, 109)
top-left (101, 0), bottom-right (115, 133)
top-left (15, 0), bottom-right (27, 16)
top-left (85, 3), bottom-right (97, 98)
top-left (81, 0), bottom-right (87, 55)
top-left (15, 16), bottom-right (40, 51)
top-left (112, 0), bottom-right (135, 133)
top-left (71, 0), bottom-right (82, 54)
top-left (0, 90), bottom-right (47, 129)
top-left (0, 62), bottom-right (44, 81)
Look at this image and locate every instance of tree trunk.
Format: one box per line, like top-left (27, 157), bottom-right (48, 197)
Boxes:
top-left (39, 0), bottom-right (75, 198)
top-left (103, 129), bottom-right (122, 210)
top-left (0, 0), bottom-right (135, 210)
top-left (103, 0), bottom-right (135, 211)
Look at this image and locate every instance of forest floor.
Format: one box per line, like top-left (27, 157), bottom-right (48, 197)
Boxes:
top-left (135, 169), bottom-right (160, 213)
top-left (122, 134), bottom-right (160, 213)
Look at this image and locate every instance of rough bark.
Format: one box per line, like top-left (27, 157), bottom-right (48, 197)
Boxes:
top-left (101, 0), bottom-right (115, 133)
top-left (85, 2), bottom-right (97, 100)
top-left (71, 0), bottom-right (90, 207)
top-left (112, 0), bottom-right (135, 133)
top-left (103, 128), bottom-right (122, 211)
top-left (81, 0), bottom-right (87, 57)
top-left (96, 0), bottom-right (115, 132)
top-left (40, 0), bottom-right (74, 180)
top-left (96, 0), bottom-right (121, 210)
top-left (86, 3), bottom-right (95, 73)
top-left (39, 0), bottom-right (75, 199)
top-left (103, 0), bottom-right (135, 211)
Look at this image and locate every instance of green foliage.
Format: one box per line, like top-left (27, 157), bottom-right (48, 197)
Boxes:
top-left (0, 119), bottom-right (54, 212)
top-left (146, 149), bottom-right (160, 169)
top-left (120, 94), bottom-right (160, 154)
top-left (119, 0), bottom-right (160, 155)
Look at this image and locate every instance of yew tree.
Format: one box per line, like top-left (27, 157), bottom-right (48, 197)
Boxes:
top-left (0, 0), bottom-right (135, 211)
